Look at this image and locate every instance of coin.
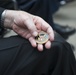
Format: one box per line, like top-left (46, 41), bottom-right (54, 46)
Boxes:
top-left (35, 31), bottom-right (49, 44)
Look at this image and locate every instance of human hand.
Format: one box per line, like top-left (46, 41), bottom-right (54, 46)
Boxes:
top-left (4, 10), bottom-right (54, 51)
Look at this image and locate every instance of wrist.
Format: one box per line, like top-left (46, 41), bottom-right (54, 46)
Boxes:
top-left (2, 10), bottom-right (18, 29)
top-left (3, 10), bottom-right (13, 29)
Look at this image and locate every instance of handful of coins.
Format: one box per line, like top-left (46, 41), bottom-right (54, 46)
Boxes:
top-left (35, 31), bottom-right (49, 44)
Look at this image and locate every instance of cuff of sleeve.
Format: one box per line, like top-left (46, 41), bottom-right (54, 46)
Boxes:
top-left (0, 8), bottom-right (5, 28)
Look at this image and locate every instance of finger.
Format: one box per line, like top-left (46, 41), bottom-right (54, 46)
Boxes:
top-left (29, 37), bottom-right (37, 47)
top-left (24, 17), bottom-right (38, 36)
top-left (34, 17), bottom-right (54, 41)
top-left (37, 44), bottom-right (43, 51)
top-left (47, 27), bottom-right (54, 41)
top-left (45, 40), bottom-right (51, 49)
top-left (13, 25), bottom-right (29, 38)
top-left (40, 19), bottom-right (54, 41)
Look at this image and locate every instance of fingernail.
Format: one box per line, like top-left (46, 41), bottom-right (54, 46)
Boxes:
top-left (33, 32), bottom-right (38, 36)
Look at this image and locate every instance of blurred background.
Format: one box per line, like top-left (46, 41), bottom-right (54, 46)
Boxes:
top-left (53, 0), bottom-right (76, 58)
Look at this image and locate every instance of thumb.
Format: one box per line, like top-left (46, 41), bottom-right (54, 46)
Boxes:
top-left (24, 18), bottom-right (38, 37)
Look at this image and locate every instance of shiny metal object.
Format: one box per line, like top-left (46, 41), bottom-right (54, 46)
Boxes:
top-left (35, 31), bottom-right (49, 44)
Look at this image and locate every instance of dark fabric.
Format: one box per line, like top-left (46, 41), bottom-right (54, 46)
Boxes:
top-left (0, 7), bottom-right (5, 28)
top-left (0, 7), bottom-right (5, 37)
top-left (0, 0), bottom-right (14, 9)
top-left (0, 32), bottom-right (76, 75)
top-left (50, 0), bottom-right (60, 14)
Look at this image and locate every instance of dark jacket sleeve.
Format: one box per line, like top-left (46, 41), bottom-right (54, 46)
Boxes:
top-left (0, 7), bottom-right (5, 28)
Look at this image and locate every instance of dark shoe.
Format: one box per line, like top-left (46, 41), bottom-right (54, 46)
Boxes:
top-left (54, 24), bottom-right (76, 39)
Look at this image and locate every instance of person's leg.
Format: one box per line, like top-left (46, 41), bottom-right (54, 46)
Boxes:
top-left (0, 33), bottom-right (76, 75)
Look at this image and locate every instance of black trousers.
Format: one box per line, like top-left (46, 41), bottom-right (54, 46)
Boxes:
top-left (0, 32), bottom-right (76, 75)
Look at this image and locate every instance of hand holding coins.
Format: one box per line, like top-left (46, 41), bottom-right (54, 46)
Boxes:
top-left (4, 10), bottom-right (54, 51)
